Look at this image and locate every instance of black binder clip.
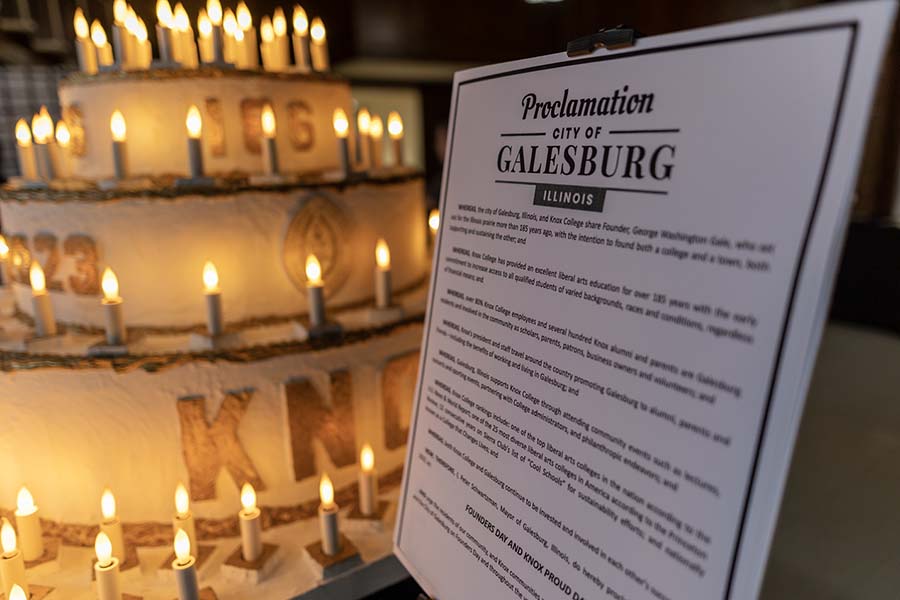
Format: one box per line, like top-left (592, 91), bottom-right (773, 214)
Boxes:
top-left (567, 26), bottom-right (640, 57)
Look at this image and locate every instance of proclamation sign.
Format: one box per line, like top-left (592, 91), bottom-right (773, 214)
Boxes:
top-left (395, 3), bottom-right (895, 600)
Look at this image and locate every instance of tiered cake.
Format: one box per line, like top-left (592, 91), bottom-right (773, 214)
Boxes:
top-left (0, 3), bottom-right (428, 597)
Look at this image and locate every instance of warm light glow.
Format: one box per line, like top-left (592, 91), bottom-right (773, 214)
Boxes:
top-left (305, 254), bottom-right (322, 284)
top-left (261, 104), bottom-right (276, 138)
top-left (319, 473), bottom-right (334, 507)
top-left (156, 0), bottom-right (173, 27)
top-left (95, 532), bottom-right (113, 566)
top-left (223, 9), bottom-right (236, 35)
top-left (198, 10), bottom-right (212, 37)
top-left (0, 236), bottom-right (9, 260)
top-left (110, 110), bottom-right (126, 142)
top-left (29, 262), bottom-right (45, 293)
top-left (260, 17), bottom-right (273, 43)
top-left (292, 5), bottom-right (308, 35)
top-left (240, 482), bottom-right (257, 512)
top-left (234, 27), bottom-right (244, 43)
top-left (429, 209), bottom-right (440, 233)
top-left (175, 483), bottom-right (190, 516)
top-left (101, 488), bottom-right (117, 521)
top-left (74, 8), bottom-right (89, 38)
top-left (55, 121), bottom-right (71, 147)
top-left (1, 519), bottom-right (17, 554)
top-left (114, 0), bottom-right (127, 24)
top-left (369, 115), bottom-right (383, 139)
top-left (207, 0), bottom-right (222, 25)
top-left (135, 17), bottom-right (148, 42)
top-left (91, 19), bottom-right (108, 47)
top-left (15, 119), bottom-right (31, 147)
top-left (31, 108), bottom-right (53, 144)
top-left (332, 108), bottom-right (349, 139)
top-left (16, 487), bottom-right (36, 515)
top-left (310, 17), bottom-right (325, 43)
top-left (173, 3), bottom-right (189, 32)
top-left (361, 444), bottom-right (374, 472)
top-left (375, 238), bottom-right (390, 269)
top-left (357, 108), bottom-right (371, 135)
top-left (174, 528), bottom-right (191, 562)
top-left (101, 267), bottom-right (119, 301)
top-left (273, 7), bottom-right (287, 36)
top-left (202, 260), bottom-right (219, 292)
top-left (186, 105), bottom-right (202, 139)
top-left (8, 586), bottom-right (25, 600)
top-left (387, 111), bottom-right (404, 139)
top-left (236, 1), bottom-right (252, 30)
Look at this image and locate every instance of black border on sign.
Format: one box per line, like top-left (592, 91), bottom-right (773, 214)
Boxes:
top-left (397, 20), bottom-right (858, 600)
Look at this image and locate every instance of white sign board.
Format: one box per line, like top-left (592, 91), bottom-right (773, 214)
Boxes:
top-left (395, 4), bottom-right (895, 599)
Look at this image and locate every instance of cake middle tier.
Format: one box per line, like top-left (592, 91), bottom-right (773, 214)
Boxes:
top-left (0, 176), bottom-right (427, 329)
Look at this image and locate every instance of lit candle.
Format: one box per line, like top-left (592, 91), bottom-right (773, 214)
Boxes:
top-left (30, 262), bottom-right (57, 337)
top-left (94, 532), bottom-right (122, 600)
top-left (291, 5), bottom-right (309, 71)
top-left (197, 10), bottom-right (213, 63)
top-left (173, 483), bottom-right (197, 556)
top-left (31, 108), bottom-right (55, 181)
top-left (74, 8), bottom-right (98, 74)
top-left (101, 267), bottom-right (126, 345)
top-left (202, 260), bottom-right (222, 336)
top-left (332, 107), bottom-right (351, 178)
top-left (110, 110), bottom-right (127, 179)
top-left (238, 483), bottom-right (262, 562)
top-left (91, 20), bottom-right (114, 67)
top-left (185, 105), bottom-right (204, 178)
top-left (156, 0), bottom-right (177, 65)
top-left (233, 27), bottom-right (246, 68)
top-left (14, 119), bottom-right (36, 180)
top-left (207, 0), bottom-right (225, 64)
top-left (100, 488), bottom-right (125, 562)
top-left (174, 4), bottom-right (198, 68)
top-left (222, 9), bottom-right (237, 64)
top-left (260, 103), bottom-right (279, 175)
top-left (0, 519), bottom-right (28, 598)
top-left (358, 444), bottom-right (377, 516)
top-left (111, 0), bottom-right (129, 69)
top-left (428, 208), bottom-right (440, 244)
top-left (306, 254), bottom-right (325, 328)
top-left (236, 2), bottom-right (258, 68)
top-left (272, 8), bottom-right (289, 71)
top-left (259, 16), bottom-right (273, 71)
top-left (172, 529), bottom-right (200, 600)
top-left (387, 111), bottom-right (404, 167)
top-left (134, 17), bottom-right (152, 69)
top-left (55, 121), bottom-right (72, 178)
top-left (0, 236), bottom-right (9, 286)
top-left (356, 108), bottom-right (371, 168)
top-left (374, 239), bottom-right (392, 309)
top-left (8, 585), bottom-right (26, 600)
top-left (13, 488), bottom-right (42, 562)
top-left (369, 115), bottom-right (384, 169)
top-left (318, 474), bottom-right (340, 556)
top-left (309, 17), bottom-right (328, 71)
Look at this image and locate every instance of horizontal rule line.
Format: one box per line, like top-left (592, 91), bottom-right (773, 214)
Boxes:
top-left (499, 132), bottom-right (547, 137)
top-left (494, 180), bottom-right (668, 196)
top-left (608, 128), bottom-right (681, 134)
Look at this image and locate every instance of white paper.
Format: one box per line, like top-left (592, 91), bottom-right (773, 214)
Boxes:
top-left (395, 3), bottom-right (895, 599)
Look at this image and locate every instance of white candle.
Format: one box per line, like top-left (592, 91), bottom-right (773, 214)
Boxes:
top-left (124, 8), bottom-right (141, 70)
top-left (202, 261), bottom-right (222, 336)
top-left (333, 108), bottom-right (351, 178)
top-left (356, 108), bottom-right (370, 168)
top-left (110, 110), bottom-right (128, 179)
top-left (260, 103), bottom-right (279, 174)
top-left (94, 532), bottom-right (122, 600)
top-left (185, 105), bottom-right (204, 178)
top-left (14, 488), bottom-right (42, 562)
top-left (174, 3), bottom-right (198, 68)
top-left (14, 119), bottom-right (36, 180)
top-left (31, 109), bottom-right (55, 181)
top-left (101, 267), bottom-right (126, 345)
top-left (112, 0), bottom-right (129, 68)
top-left (172, 529), bottom-right (200, 600)
top-left (173, 483), bottom-right (197, 555)
top-left (0, 519), bottom-right (28, 598)
top-left (291, 5), bottom-right (309, 70)
top-left (387, 111), bottom-right (404, 167)
top-left (134, 17), bottom-right (153, 69)
top-left (239, 483), bottom-right (262, 562)
top-left (305, 254), bottom-right (326, 328)
top-left (207, 0), bottom-right (225, 64)
top-left (222, 9), bottom-right (237, 64)
top-left (272, 8), bottom-right (289, 71)
top-left (30, 262), bottom-right (57, 337)
top-left (358, 444), bottom-right (377, 516)
top-left (0, 237), bottom-right (9, 287)
top-left (236, 2), bottom-right (258, 68)
top-left (197, 10), bottom-right (213, 63)
top-left (309, 17), bottom-right (328, 71)
top-left (369, 115), bottom-right (384, 169)
top-left (55, 121), bottom-right (72, 178)
top-left (318, 474), bottom-right (340, 555)
top-left (156, 0), bottom-right (177, 64)
top-left (100, 489), bottom-right (125, 562)
top-left (233, 27), bottom-right (247, 68)
top-left (374, 239), bottom-right (392, 309)
top-left (74, 9), bottom-right (98, 74)
top-left (259, 16), bottom-right (273, 71)
top-left (91, 21), bottom-right (114, 67)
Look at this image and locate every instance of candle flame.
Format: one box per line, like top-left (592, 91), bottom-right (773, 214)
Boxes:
top-left (173, 3), bottom-right (189, 32)
top-left (74, 8), bottom-right (89, 38)
top-left (113, 0), bottom-right (127, 24)
top-left (310, 17), bottom-right (325, 43)
top-left (369, 115), bottom-right (383, 139)
top-left (223, 9), bottom-right (236, 35)
top-left (273, 7), bottom-right (287, 36)
top-left (198, 9), bottom-right (211, 37)
top-left (175, 483), bottom-right (190, 516)
top-left (135, 17), bottom-right (148, 41)
top-left (8, 586), bottom-right (25, 600)
top-left (101, 488), bottom-right (117, 521)
top-left (361, 444), bottom-right (374, 471)
top-left (207, 0), bottom-right (222, 25)
top-left (261, 103), bottom-right (276, 138)
top-left (332, 108), bottom-right (349, 138)
top-left (156, 0), bottom-right (173, 27)
top-left (31, 108), bottom-right (53, 144)
top-left (236, 1), bottom-right (252, 30)
top-left (95, 531), bottom-right (113, 565)
top-left (0, 236), bottom-right (9, 260)
top-left (110, 110), bottom-right (126, 142)
top-left (186, 105), bottom-right (202, 138)
top-left (202, 260), bottom-right (219, 292)
top-left (91, 19), bottom-right (108, 47)
top-left (319, 473), bottom-right (334, 506)
top-left (260, 16), bottom-right (273, 42)
top-left (428, 209), bottom-right (440, 233)
top-left (55, 121), bottom-right (71, 147)
top-left (234, 27), bottom-right (244, 42)
top-left (15, 119), bottom-right (31, 147)
top-left (29, 261), bottom-right (45, 293)
top-left (101, 267), bottom-right (119, 301)
top-left (240, 482), bottom-right (256, 512)
top-left (174, 528), bottom-right (191, 562)
top-left (387, 111), bottom-right (403, 139)
top-left (292, 5), bottom-right (308, 34)
top-left (357, 108), bottom-right (371, 134)
top-left (16, 487), bottom-right (35, 514)
top-left (375, 238), bottom-right (390, 269)
top-left (305, 254), bottom-right (322, 284)
top-left (1, 519), bottom-right (17, 554)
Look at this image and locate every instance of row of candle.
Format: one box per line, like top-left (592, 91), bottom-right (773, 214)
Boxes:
top-left (74, 1), bottom-right (329, 75)
top-left (0, 444), bottom-right (378, 599)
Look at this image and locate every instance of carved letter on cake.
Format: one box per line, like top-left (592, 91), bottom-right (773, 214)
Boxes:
top-left (287, 101), bottom-right (314, 151)
top-left (285, 370), bottom-right (356, 482)
top-left (176, 390), bottom-right (264, 501)
top-left (283, 197), bottom-right (352, 298)
top-left (204, 98), bottom-right (226, 157)
top-left (240, 98), bottom-right (271, 154)
top-left (8, 235), bottom-right (30, 284)
top-left (33, 233), bottom-right (63, 291)
top-left (62, 234), bottom-right (100, 295)
top-left (383, 352), bottom-right (420, 450)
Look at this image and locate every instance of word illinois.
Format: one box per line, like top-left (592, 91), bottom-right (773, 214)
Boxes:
top-left (497, 143), bottom-right (675, 180)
